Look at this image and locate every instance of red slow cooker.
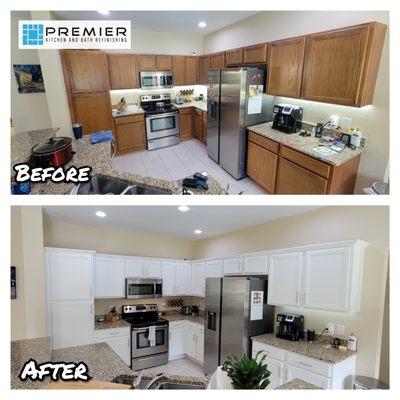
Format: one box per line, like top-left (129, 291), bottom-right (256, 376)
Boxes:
top-left (30, 137), bottom-right (74, 168)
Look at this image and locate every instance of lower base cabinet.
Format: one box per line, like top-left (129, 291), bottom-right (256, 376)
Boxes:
top-left (94, 327), bottom-right (131, 366)
top-left (169, 321), bottom-right (185, 360)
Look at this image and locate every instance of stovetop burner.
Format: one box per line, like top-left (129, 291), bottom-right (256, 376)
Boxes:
top-left (142, 104), bottom-right (178, 116)
top-left (121, 304), bottom-right (168, 329)
top-left (124, 317), bottom-right (169, 329)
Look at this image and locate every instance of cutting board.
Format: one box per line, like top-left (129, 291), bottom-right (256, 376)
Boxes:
top-left (42, 380), bottom-right (131, 390)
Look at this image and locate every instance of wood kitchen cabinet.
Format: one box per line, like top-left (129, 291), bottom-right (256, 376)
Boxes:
top-left (114, 114), bottom-right (146, 154)
top-left (225, 48), bottom-right (243, 66)
top-left (210, 52), bottom-right (225, 69)
top-left (301, 22), bottom-right (387, 107)
top-left (173, 56), bottom-right (186, 86)
top-left (202, 111), bottom-right (207, 144)
top-left (267, 37), bottom-right (306, 98)
top-left (138, 55), bottom-right (157, 70)
top-left (194, 108), bottom-right (203, 141)
top-left (243, 43), bottom-right (267, 64)
top-left (199, 55), bottom-right (210, 84)
top-left (108, 54), bottom-right (140, 89)
top-left (156, 55), bottom-right (173, 70)
top-left (179, 108), bottom-right (194, 141)
top-left (185, 56), bottom-right (199, 84)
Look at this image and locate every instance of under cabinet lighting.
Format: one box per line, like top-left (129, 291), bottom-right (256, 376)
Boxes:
top-left (198, 22), bottom-right (207, 28)
top-left (178, 206), bottom-right (190, 212)
top-left (194, 229), bottom-right (202, 235)
top-left (95, 211), bottom-right (107, 218)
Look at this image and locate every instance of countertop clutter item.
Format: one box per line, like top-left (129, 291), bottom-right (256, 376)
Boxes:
top-left (347, 333), bottom-right (357, 351)
top-left (96, 315), bottom-right (105, 323)
top-left (315, 122), bottom-right (324, 138)
top-left (307, 329), bottom-right (316, 342)
top-left (275, 313), bottom-right (304, 341)
top-left (191, 305), bottom-right (199, 316)
top-left (175, 95), bottom-right (184, 105)
top-left (106, 307), bottom-right (118, 322)
top-left (272, 104), bottom-right (303, 134)
top-left (72, 123), bottom-right (83, 139)
top-left (351, 129), bottom-right (363, 148)
top-left (30, 136), bottom-right (73, 168)
top-left (340, 117), bottom-right (352, 132)
top-left (181, 306), bottom-right (192, 315)
top-left (328, 115), bottom-right (339, 129)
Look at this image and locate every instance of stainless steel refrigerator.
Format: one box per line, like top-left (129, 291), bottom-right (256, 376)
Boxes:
top-left (207, 67), bottom-right (273, 179)
top-left (204, 276), bottom-right (275, 375)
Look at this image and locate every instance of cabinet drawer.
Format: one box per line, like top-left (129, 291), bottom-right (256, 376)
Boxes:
top-left (186, 321), bottom-right (204, 331)
top-left (286, 352), bottom-right (332, 377)
top-left (170, 321), bottom-right (185, 329)
top-left (115, 114), bottom-right (144, 125)
top-left (94, 327), bottom-right (130, 340)
top-left (252, 341), bottom-right (285, 362)
top-left (248, 131), bottom-right (279, 154)
top-left (179, 107), bottom-right (193, 115)
top-left (281, 146), bottom-right (331, 178)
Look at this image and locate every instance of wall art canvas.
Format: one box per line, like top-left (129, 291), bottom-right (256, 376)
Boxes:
top-left (11, 266), bottom-right (16, 299)
top-left (13, 64), bottom-right (45, 93)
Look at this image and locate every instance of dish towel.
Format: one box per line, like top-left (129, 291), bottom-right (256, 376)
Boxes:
top-left (90, 130), bottom-right (115, 144)
top-left (148, 326), bottom-right (156, 347)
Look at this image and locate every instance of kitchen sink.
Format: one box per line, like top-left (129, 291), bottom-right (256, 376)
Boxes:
top-left (112, 376), bottom-right (153, 389)
top-left (112, 375), bottom-right (205, 390)
top-left (154, 382), bottom-right (205, 390)
top-left (72, 175), bottom-right (171, 195)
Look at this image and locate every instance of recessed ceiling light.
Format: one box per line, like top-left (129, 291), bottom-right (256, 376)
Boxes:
top-left (178, 205), bottom-right (190, 212)
top-left (95, 211), bottom-right (107, 218)
top-left (98, 10), bottom-right (110, 15)
top-left (198, 22), bottom-right (207, 28)
top-left (194, 229), bottom-right (202, 235)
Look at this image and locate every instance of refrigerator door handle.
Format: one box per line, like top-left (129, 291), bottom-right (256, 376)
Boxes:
top-left (207, 311), bottom-right (217, 331)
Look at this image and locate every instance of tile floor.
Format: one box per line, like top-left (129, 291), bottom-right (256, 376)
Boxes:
top-left (111, 139), bottom-right (266, 195)
top-left (145, 357), bottom-right (206, 378)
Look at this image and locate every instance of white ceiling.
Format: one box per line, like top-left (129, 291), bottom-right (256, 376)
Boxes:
top-left (42, 206), bottom-right (322, 240)
top-left (52, 11), bottom-right (259, 35)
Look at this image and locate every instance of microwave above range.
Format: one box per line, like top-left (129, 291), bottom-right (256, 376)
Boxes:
top-left (140, 71), bottom-right (173, 90)
top-left (126, 278), bottom-right (163, 299)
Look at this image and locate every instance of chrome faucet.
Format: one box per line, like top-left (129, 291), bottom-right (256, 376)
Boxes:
top-left (145, 373), bottom-right (166, 389)
top-left (131, 370), bottom-right (145, 389)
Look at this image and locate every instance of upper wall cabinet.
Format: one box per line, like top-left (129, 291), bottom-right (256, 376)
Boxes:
top-left (62, 50), bottom-right (110, 93)
top-left (210, 52), bottom-right (225, 69)
top-left (199, 55), bottom-right (210, 84)
top-left (108, 54), bottom-right (140, 90)
top-left (266, 37), bottom-right (306, 98)
top-left (185, 56), bottom-right (199, 85)
top-left (225, 48), bottom-right (243, 66)
top-left (243, 43), bottom-right (267, 64)
top-left (301, 22), bottom-right (387, 107)
top-left (94, 254), bottom-right (125, 298)
top-left (138, 55), bottom-right (157, 70)
top-left (173, 56), bottom-right (186, 86)
top-left (157, 55), bottom-right (173, 70)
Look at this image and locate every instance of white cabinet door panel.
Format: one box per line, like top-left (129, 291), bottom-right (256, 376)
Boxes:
top-left (285, 364), bottom-right (330, 389)
top-left (145, 260), bottom-right (162, 278)
top-left (223, 258), bottom-right (243, 275)
top-left (185, 326), bottom-right (197, 358)
top-left (196, 331), bottom-right (204, 364)
top-left (244, 255), bottom-right (268, 275)
top-left (191, 262), bottom-right (205, 297)
top-left (175, 262), bottom-right (189, 295)
top-left (94, 255), bottom-right (125, 298)
top-left (169, 326), bottom-right (185, 360)
top-left (125, 258), bottom-right (143, 277)
top-left (103, 336), bottom-right (130, 366)
top-left (206, 260), bottom-right (223, 278)
top-left (267, 252), bottom-right (302, 306)
top-left (162, 262), bottom-right (176, 296)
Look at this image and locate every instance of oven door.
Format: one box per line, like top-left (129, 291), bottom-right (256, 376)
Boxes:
top-left (146, 112), bottom-right (179, 140)
top-left (132, 325), bottom-right (169, 357)
top-left (126, 279), bottom-right (162, 299)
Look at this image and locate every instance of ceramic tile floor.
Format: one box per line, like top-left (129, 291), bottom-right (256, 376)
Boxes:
top-left (111, 139), bottom-right (267, 195)
top-left (144, 357), bottom-right (206, 378)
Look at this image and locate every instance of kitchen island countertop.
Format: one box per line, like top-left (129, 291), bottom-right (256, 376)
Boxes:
top-left (275, 379), bottom-right (322, 390)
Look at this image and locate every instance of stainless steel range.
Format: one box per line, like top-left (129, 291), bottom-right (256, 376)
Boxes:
top-left (121, 304), bottom-right (169, 371)
top-left (141, 93), bottom-right (179, 150)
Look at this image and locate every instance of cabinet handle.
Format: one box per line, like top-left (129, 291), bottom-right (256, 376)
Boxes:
top-left (303, 292), bottom-right (306, 303)
top-left (298, 361), bottom-right (313, 368)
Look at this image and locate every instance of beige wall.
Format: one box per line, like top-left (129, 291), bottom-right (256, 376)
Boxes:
top-left (204, 11), bottom-right (390, 193)
top-left (193, 206), bottom-right (389, 378)
top-left (43, 219), bottom-right (194, 260)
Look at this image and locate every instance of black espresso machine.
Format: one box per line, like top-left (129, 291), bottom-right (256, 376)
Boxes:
top-left (272, 104), bottom-right (303, 133)
top-left (276, 313), bottom-right (304, 341)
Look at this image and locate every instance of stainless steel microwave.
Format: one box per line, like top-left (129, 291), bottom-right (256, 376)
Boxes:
top-left (126, 278), bottom-right (163, 299)
top-left (140, 71), bottom-right (173, 90)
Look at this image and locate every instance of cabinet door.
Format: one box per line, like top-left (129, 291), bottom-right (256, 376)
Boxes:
top-left (247, 141), bottom-right (278, 194)
top-left (202, 114), bottom-right (207, 144)
top-left (49, 251), bottom-right (93, 301)
top-left (285, 364), bottom-right (330, 389)
top-left (173, 56), bottom-right (186, 86)
top-left (94, 255), bottom-right (125, 298)
top-left (206, 260), bottom-right (223, 278)
top-left (52, 301), bottom-right (93, 349)
top-left (199, 56), bottom-right (210, 84)
top-left (267, 37), bottom-right (306, 98)
top-left (196, 330), bottom-right (204, 364)
top-left (185, 57), bottom-right (199, 84)
top-left (243, 43), bottom-right (267, 64)
top-left (63, 51), bottom-right (110, 92)
top-left (72, 92), bottom-right (115, 136)
top-left (244, 255), bottom-right (268, 275)
top-left (144, 260), bottom-right (163, 278)
top-left (139, 55), bottom-right (157, 70)
top-left (225, 48), bottom-right (243, 66)
top-left (169, 326), bottom-right (185, 360)
top-left (301, 25), bottom-right (370, 106)
top-left (210, 52), bottom-right (225, 69)
top-left (267, 252), bottom-right (302, 306)
top-left (302, 247), bottom-right (351, 312)
top-left (191, 262), bottom-right (205, 296)
top-left (276, 158), bottom-right (328, 195)
top-left (157, 55), bottom-right (173, 70)
top-left (125, 258), bottom-right (143, 277)
top-left (252, 351), bottom-right (284, 390)
top-left (185, 326), bottom-right (197, 358)
top-left (175, 262), bottom-right (189, 295)
top-left (103, 336), bottom-right (131, 366)
top-left (162, 262), bottom-right (176, 296)
top-left (195, 113), bottom-right (203, 141)
top-left (223, 258), bottom-right (243, 275)
top-left (179, 112), bottom-right (193, 141)
top-left (108, 54), bottom-right (139, 89)
top-left (115, 121), bottom-right (146, 153)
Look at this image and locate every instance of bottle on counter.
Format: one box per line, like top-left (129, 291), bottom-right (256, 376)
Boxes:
top-left (348, 333), bottom-right (357, 351)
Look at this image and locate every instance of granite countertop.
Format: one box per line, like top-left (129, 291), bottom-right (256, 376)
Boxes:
top-left (161, 312), bottom-right (205, 325)
top-left (11, 337), bottom-right (52, 389)
top-left (112, 105), bottom-right (145, 118)
top-left (11, 129), bottom-right (227, 195)
top-left (95, 319), bottom-right (131, 330)
top-left (175, 100), bottom-right (207, 112)
top-left (252, 333), bottom-right (356, 364)
top-left (275, 379), bottom-right (321, 390)
top-left (247, 121), bottom-right (362, 167)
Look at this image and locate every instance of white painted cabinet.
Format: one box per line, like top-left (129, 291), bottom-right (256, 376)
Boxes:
top-left (255, 354), bottom-right (284, 389)
top-left (125, 258), bottom-right (143, 277)
top-left (191, 262), bottom-right (206, 297)
top-left (206, 260), bottom-right (223, 277)
top-left (175, 262), bottom-right (189, 295)
top-left (94, 327), bottom-right (131, 366)
top-left (267, 252), bottom-right (302, 306)
top-left (243, 255), bottom-right (268, 275)
top-left (285, 364), bottom-right (330, 388)
top-left (125, 258), bottom-right (162, 278)
top-left (162, 262), bottom-right (189, 296)
top-left (144, 260), bottom-right (162, 278)
top-left (184, 322), bottom-right (204, 364)
top-left (223, 258), bottom-right (243, 275)
top-left (185, 325), bottom-right (197, 359)
top-left (196, 330), bottom-right (204, 364)
top-left (94, 254), bottom-right (125, 298)
top-left (169, 321), bottom-right (185, 360)
top-left (162, 262), bottom-right (176, 296)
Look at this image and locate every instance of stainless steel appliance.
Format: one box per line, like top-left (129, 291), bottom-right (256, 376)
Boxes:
top-left (122, 304), bottom-right (169, 370)
top-left (181, 305), bottom-right (192, 315)
top-left (204, 276), bottom-right (275, 375)
top-left (206, 67), bottom-right (273, 179)
top-left (272, 104), bottom-right (303, 133)
top-left (141, 93), bottom-right (180, 150)
top-left (126, 278), bottom-right (162, 299)
top-left (140, 71), bottom-right (173, 90)
top-left (275, 313), bottom-right (304, 341)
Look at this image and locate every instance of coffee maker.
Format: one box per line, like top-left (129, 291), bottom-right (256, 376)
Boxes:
top-left (276, 313), bottom-right (304, 341)
top-left (272, 104), bottom-right (303, 133)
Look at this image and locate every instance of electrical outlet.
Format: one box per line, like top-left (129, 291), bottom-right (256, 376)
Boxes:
top-left (336, 324), bottom-right (345, 337)
top-left (326, 322), bottom-right (335, 336)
